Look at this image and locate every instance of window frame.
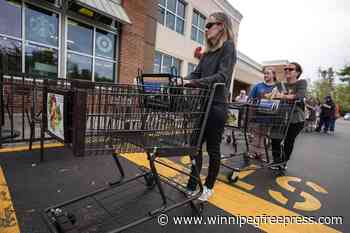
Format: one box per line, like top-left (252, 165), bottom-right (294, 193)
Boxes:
top-left (191, 10), bottom-right (206, 44)
top-left (0, 0), bottom-right (62, 76)
top-left (65, 16), bottom-right (119, 82)
top-left (187, 62), bottom-right (197, 75)
top-left (24, 2), bottom-right (61, 77)
top-left (154, 50), bottom-right (182, 74)
top-left (158, 0), bottom-right (186, 35)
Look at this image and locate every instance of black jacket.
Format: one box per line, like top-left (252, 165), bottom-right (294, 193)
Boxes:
top-left (187, 40), bottom-right (237, 104)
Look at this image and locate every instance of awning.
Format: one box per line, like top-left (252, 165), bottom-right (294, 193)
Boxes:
top-left (75, 0), bottom-right (131, 24)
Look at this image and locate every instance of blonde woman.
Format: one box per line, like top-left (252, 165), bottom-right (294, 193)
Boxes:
top-left (184, 12), bottom-right (237, 201)
top-left (249, 67), bottom-right (277, 159)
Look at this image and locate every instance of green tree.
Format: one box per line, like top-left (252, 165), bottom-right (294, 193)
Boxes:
top-left (312, 67), bottom-right (335, 99)
top-left (333, 84), bottom-right (350, 114)
top-left (311, 65), bottom-right (350, 114)
top-left (338, 64), bottom-right (350, 84)
top-left (311, 78), bottom-right (332, 100)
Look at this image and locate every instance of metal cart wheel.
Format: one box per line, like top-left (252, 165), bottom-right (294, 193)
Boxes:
top-left (49, 208), bottom-right (77, 232)
top-left (227, 171), bottom-right (239, 183)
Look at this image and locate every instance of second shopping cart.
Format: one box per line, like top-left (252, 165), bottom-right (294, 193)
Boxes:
top-left (221, 99), bottom-right (298, 182)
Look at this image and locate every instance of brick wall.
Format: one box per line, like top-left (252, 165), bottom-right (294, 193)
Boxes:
top-left (118, 0), bottom-right (157, 84)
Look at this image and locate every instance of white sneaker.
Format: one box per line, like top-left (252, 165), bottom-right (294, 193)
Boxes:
top-left (186, 189), bottom-right (200, 197)
top-left (198, 186), bottom-right (213, 202)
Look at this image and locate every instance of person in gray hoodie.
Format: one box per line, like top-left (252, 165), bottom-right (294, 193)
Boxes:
top-left (184, 12), bottom-right (237, 202)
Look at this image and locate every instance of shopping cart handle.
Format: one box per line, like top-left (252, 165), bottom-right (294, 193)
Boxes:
top-left (211, 82), bottom-right (225, 90)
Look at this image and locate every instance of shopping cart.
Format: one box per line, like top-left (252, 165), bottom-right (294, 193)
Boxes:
top-left (221, 99), bottom-right (298, 182)
top-left (42, 76), bottom-right (221, 233)
top-left (223, 101), bottom-right (247, 153)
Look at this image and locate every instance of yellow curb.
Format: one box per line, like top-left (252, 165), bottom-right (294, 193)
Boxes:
top-left (0, 166), bottom-right (20, 233)
top-left (0, 143), bottom-right (64, 154)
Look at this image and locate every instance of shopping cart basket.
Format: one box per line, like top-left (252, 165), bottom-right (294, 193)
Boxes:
top-left (221, 99), bottom-right (298, 182)
top-left (223, 101), bottom-right (247, 152)
top-left (42, 78), bottom-right (221, 233)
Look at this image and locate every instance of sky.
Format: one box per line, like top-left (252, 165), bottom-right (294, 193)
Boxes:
top-left (228, 0), bottom-right (350, 81)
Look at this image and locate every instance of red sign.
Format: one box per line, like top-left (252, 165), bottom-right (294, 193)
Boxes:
top-left (194, 46), bottom-right (203, 59)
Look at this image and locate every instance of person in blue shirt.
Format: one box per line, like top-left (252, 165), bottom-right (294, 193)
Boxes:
top-left (249, 67), bottom-right (277, 99)
top-left (248, 67), bottom-right (277, 159)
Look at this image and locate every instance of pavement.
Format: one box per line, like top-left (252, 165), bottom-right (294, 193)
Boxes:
top-left (1, 119), bottom-right (349, 233)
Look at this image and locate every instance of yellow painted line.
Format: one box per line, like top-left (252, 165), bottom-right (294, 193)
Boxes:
top-left (238, 164), bottom-right (258, 179)
top-left (121, 153), bottom-right (341, 233)
top-left (217, 173), bottom-right (255, 191)
top-left (268, 190), bottom-right (289, 205)
top-left (0, 166), bottom-right (20, 233)
top-left (234, 180), bottom-right (255, 191)
top-left (306, 181), bottom-right (328, 194)
top-left (235, 165), bottom-right (258, 191)
top-left (276, 176), bottom-right (302, 193)
top-left (293, 192), bottom-right (322, 212)
top-left (0, 143), bottom-right (64, 153)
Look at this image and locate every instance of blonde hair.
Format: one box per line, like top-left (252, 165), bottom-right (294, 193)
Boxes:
top-left (205, 12), bottom-right (235, 52)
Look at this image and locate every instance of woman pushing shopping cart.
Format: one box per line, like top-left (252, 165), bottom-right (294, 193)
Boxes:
top-left (222, 62), bottom-right (307, 182)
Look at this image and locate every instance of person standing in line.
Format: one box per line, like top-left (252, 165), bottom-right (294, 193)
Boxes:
top-left (305, 97), bottom-right (317, 132)
top-left (329, 102), bottom-right (340, 134)
top-left (235, 89), bottom-right (248, 102)
top-left (316, 95), bottom-right (335, 134)
top-left (248, 67), bottom-right (277, 158)
top-left (184, 12), bottom-right (237, 202)
top-left (315, 98), bottom-right (321, 129)
top-left (270, 62), bottom-right (307, 170)
top-left (249, 67), bottom-right (277, 100)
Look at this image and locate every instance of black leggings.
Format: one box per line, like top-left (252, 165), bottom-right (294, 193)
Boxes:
top-left (187, 104), bottom-right (227, 190)
top-left (271, 122), bottom-right (304, 163)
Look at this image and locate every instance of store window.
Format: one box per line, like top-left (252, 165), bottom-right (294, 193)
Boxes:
top-left (0, 1), bottom-right (59, 76)
top-left (0, 0), bottom-right (22, 72)
top-left (67, 19), bottom-right (117, 82)
top-left (67, 53), bottom-right (92, 81)
top-left (0, 0), bottom-right (22, 38)
top-left (0, 37), bottom-right (22, 72)
top-left (95, 59), bottom-right (115, 83)
top-left (158, 0), bottom-right (186, 35)
top-left (154, 51), bottom-right (181, 74)
top-left (26, 4), bottom-right (59, 47)
top-left (67, 20), bottom-right (93, 55)
top-left (25, 44), bottom-right (58, 77)
top-left (95, 29), bottom-right (116, 60)
top-left (187, 63), bottom-right (196, 75)
top-left (191, 10), bottom-right (205, 44)
top-left (25, 4), bottom-right (59, 77)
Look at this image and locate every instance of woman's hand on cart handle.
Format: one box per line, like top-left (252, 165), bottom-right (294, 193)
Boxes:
top-left (171, 76), bottom-right (184, 86)
top-left (273, 92), bottom-right (296, 100)
top-left (183, 79), bottom-right (200, 88)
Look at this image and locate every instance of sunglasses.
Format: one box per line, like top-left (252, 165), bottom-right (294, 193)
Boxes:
top-left (205, 22), bottom-right (221, 30)
top-left (284, 68), bottom-right (295, 72)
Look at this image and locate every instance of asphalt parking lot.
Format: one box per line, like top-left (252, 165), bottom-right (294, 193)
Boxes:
top-left (1, 120), bottom-right (348, 233)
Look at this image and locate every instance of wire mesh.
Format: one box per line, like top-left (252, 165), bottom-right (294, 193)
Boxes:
top-left (82, 83), bottom-right (210, 156)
